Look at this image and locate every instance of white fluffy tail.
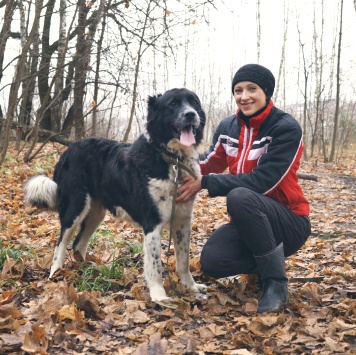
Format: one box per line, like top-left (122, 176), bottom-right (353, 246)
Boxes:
top-left (24, 175), bottom-right (58, 210)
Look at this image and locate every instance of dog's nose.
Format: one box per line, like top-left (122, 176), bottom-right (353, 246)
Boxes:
top-left (184, 111), bottom-right (197, 121)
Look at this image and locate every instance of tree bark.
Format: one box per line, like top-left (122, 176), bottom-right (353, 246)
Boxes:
top-left (312, 2), bottom-right (324, 160)
top-left (329, 0), bottom-right (343, 162)
top-left (0, 0), bottom-right (17, 83)
top-left (0, 0), bottom-right (44, 165)
top-left (256, 0), bottom-right (261, 64)
top-left (17, 0), bottom-right (40, 147)
top-left (73, 0), bottom-right (104, 140)
top-left (52, 0), bottom-right (68, 133)
top-left (274, 2), bottom-right (288, 108)
top-left (37, 0), bottom-right (56, 131)
top-left (298, 27), bottom-right (310, 161)
top-left (123, 0), bottom-right (153, 142)
top-left (91, 1), bottom-right (109, 136)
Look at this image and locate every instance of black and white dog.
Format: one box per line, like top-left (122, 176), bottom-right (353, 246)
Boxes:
top-left (24, 88), bottom-right (207, 302)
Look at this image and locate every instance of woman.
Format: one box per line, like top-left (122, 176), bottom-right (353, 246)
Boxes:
top-left (176, 64), bottom-right (311, 313)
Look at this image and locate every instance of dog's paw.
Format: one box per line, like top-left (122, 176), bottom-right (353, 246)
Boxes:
top-left (49, 265), bottom-right (61, 279)
top-left (190, 282), bottom-right (207, 294)
top-left (149, 285), bottom-right (169, 303)
top-left (180, 274), bottom-right (208, 294)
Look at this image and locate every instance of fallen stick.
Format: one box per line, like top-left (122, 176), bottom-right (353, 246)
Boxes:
top-left (297, 173), bottom-right (318, 181)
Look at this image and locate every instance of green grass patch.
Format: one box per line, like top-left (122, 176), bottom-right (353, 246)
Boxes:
top-left (126, 241), bottom-right (143, 255)
top-left (88, 229), bottom-right (121, 250)
top-left (73, 229), bottom-right (143, 293)
top-left (75, 257), bottom-right (127, 293)
top-left (0, 243), bottom-right (25, 270)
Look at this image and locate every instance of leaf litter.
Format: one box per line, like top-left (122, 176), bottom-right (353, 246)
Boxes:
top-left (0, 144), bottom-right (355, 354)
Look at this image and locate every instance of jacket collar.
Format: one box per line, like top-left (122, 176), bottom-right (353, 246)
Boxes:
top-left (236, 100), bottom-right (274, 128)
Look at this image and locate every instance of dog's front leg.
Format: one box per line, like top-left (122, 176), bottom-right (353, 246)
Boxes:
top-left (143, 224), bottom-right (168, 301)
top-left (173, 213), bottom-right (207, 294)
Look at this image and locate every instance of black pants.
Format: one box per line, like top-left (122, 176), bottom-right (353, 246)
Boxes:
top-left (200, 187), bottom-right (311, 278)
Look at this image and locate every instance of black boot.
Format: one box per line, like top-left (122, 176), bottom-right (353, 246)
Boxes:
top-left (254, 243), bottom-right (289, 313)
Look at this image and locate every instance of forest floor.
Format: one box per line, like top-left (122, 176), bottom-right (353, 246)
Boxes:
top-left (0, 143), bottom-right (355, 354)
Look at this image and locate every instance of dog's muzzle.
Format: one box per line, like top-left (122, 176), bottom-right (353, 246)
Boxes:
top-left (175, 111), bottom-right (200, 147)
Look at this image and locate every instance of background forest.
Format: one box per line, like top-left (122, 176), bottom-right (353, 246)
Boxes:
top-left (0, 0), bottom-right (355, 164)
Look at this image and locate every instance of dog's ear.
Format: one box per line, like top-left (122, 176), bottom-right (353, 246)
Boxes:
top-left (147, 95), bottom-right (157, 108)
top-left (147, 94), bottom-right (162, 122)
top-left (147, 94), bottom-right (162, 109)
top-left (147, 96), bottom-right (157, 123)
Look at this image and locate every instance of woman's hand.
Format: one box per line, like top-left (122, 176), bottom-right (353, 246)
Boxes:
top-left (176, 175), bottom-right (202, 202)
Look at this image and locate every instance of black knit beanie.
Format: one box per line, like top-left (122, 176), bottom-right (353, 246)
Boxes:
top-left (231, 64), bottom-right (275, 97)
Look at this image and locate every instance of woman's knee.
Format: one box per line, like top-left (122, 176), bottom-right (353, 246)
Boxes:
top-left (227, 187), bottom-right (257, 219)
top-left (199, 223), bottom-right (235, 278)
top-left (200, 244), bottom-right (223, 278)
top-left (200, 238), bottom-right (257, 278)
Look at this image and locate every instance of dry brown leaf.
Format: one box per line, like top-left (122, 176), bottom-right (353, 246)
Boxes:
top-left (0, 291), bottom-right (16, 305)
top-left (21, 324), bottom-right (49, 355)
top-left (207, 323), bottom-right (227, 336)
top-left (242, 299), bottom-right (258, 314)
top-left (57, 304), bottom-right (85, 322)
top-left (0, 303), bottom-right (23, 319)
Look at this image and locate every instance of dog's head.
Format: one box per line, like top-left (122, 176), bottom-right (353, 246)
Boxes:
top-left (146, 88), bottom-right (205, 147)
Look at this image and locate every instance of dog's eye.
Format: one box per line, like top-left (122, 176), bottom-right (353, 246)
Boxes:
top-left (170, 101), bottom-right (178, 107)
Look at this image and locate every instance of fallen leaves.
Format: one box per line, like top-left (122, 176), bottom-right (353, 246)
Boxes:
top-left (22, 324), bottom-right (49, 355)
top-left (0, 145), bottom-right (355, 354)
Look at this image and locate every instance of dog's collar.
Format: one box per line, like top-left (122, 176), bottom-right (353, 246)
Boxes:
top-left (160, 151), bottom-right (198, 180)
top-left (153, 143), bottom-right (198, 180)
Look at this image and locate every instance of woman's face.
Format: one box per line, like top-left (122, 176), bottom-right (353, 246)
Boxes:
top-left (233, 81), bottom-right (267, 116)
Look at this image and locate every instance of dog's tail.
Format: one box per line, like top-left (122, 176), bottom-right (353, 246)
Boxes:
top-left (24, 175), bottom-right (58, 210)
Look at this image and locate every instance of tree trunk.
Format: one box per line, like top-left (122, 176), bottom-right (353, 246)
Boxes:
top-left (312, 1), bottom-right (325, 160)
top-left (0, 0), bottom-right (44, 166)
top-left (52, 0), bottom-right (67, 133)
top-left (274, 2), bottom-right (288, 107)
top-left (329, 0), bottom-right (343, 162)
top-left (256, 0), bottom-right (261, 64)
top-left (73, 0), bottom-right (104, 140)
top-left (37, 0), bottom-right (56, 132)
top-left (16, 0), bottom-right (30, 148)
top-left (123, 0), bottom-right (152, 142)
top-left (0, 0), bottom-right (16, 83)
top-left (16, 0), bottom-right (40, 148)
top-left (298, 27), bottom-right (309, 161)
top-left (91, 1), bottom-right (108, 136)
top-left (0, 0), bottom-right (17, 125)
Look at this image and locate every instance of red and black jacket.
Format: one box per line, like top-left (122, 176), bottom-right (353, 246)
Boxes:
top-left (199, 101), bottom-right (310, 216)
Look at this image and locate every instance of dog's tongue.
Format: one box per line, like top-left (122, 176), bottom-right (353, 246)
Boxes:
top-left (180, 126), bottom-right (196, 146)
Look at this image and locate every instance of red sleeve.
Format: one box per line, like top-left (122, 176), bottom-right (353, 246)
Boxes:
top-left (199, 139), bottom-right (229, 175)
